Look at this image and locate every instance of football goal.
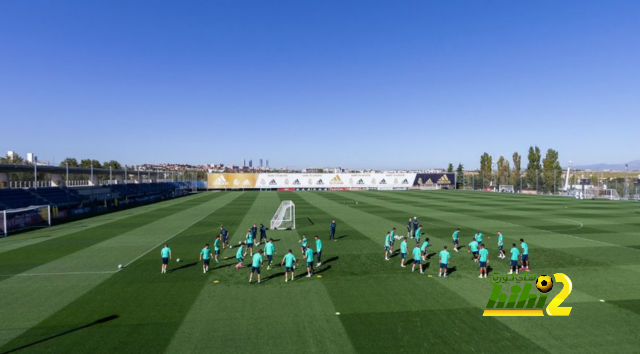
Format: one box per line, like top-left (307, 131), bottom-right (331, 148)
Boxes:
top-left (270, 200), bottom-right (295, 230)
top-left (499, 185), bottom-right (515, 193)
top-left (1, 205), bottom-right (51, 237)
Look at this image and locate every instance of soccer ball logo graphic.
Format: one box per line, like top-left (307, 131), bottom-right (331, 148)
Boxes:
top-left (536, 275), bottom-right (553, 293)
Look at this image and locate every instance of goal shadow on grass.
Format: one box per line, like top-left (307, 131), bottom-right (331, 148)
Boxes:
top-left (0, 315), bottom-right (119, 354)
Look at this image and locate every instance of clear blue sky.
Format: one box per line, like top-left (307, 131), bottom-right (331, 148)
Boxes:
top-left (1, 0), bottom-right (638, 170)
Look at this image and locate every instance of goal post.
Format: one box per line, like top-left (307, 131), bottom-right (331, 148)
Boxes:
top-left (270, 200), bottom-right (295, 230)
top-left (0, 205), bottom-right (51, 237)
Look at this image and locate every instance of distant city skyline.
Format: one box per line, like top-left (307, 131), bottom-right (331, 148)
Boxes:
top-left (1, 1), bottom-right (638, 169)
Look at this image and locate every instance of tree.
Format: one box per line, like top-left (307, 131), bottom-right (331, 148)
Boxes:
top-left (103, 160), bottom-right (122, 170)
top-left (479, 153), bottom-right (493, 188)
top-left (497, 156), bottom-right (510, 186)
top-left (80, 159), bottom-right (102, 169)
top-left (60, 158), bottom-right (79, 167)
top-left (511, 152), bottom-right (522, 190)
top-left (0, 153), bottom-right (27, 165)
top-left (525, 146), bottom-right (541, 190)
top-left (542, 148), bottom-right (562, 193)
top-left (447, 163), bottom-right (454, 173)
top-left (456, 163), bottom-right (464, 188)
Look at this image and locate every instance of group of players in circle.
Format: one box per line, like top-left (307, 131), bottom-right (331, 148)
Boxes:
top-left (383, 216), bottom-right (532, 278)
top-left (160, 221), bottom-right (338, 285)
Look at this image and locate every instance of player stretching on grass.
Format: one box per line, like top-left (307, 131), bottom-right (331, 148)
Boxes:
top-left (478, 244), bottom-right (489, 278)
top-left (200, 244), bottom-right (212, 274)
top-left (438, 246), bottom-right (451, 277)
top-left (235, 244), bottom-right (245, 269)
top-left (452, 228), bottom-right (460, 252)
top-left (265, 238), bottom-right (275, 270)
top-left (400, 237), bottom-right (408, 267)
top-left (305, 246), bottom-right (315, 277)
top-left (245, 228), bottom-right (254, 257)
top-left (497, 231), bottom-right (505, 259)
top-left (220, 226), bottom-right (229, 249)
top-left (468, 237), bottom-right (479, 262)
top-left (249, 249), bottom-right (264, 284)
top-left (384, 232), bottom-right (392, 261)
top-left (213, 235), bottom-right (221, 263)
top-left (412, 244), bottom-right (424, 274)
top-left (508, 243), bottom-right (520, 275)
top-left (315, 235), bottom-right (323, 266)
top-left (300, 234), bottom-right (308, 255)
top-left (281, 249), bottom-right (297, 282)
top-left (421, 238), bottom-right (430, 260)
top-left (520, 238), bottom-right (530, 271)
top-left (160, 244), bottom-right (171, 274)
top-left (329, 219), bottom-right (336, 241)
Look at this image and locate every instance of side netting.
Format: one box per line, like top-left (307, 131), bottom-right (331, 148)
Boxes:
top-left (270, 200), bottom-right (295, 230)
top-left (0, 205), bottom-right (51, 237)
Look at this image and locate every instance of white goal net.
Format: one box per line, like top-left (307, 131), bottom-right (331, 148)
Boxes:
top-left (499, 185), bottom-right (515, 193)
top-left (1, 205), bottom-right (51, 237)
top-left (270, 200), bottom-right (295, 230)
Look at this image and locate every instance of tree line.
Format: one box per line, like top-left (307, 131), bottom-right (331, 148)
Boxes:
top-left (447, 146), bottom-right (563, 193)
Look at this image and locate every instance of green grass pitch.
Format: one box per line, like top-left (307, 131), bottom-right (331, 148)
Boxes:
top-left (0, 190), bottom-right (639, 353)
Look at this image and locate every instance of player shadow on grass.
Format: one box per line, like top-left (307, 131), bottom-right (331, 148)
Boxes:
top-left (0, 315), bottom-right (119, 354)
top-left (170, 262), bottom-right (198, 272)
top-left (337, 235), bottom-right (348, 239)
top-left (323, 256), bottom-right (339, 265)
top-left (447, 266), bottom-right (458, 275)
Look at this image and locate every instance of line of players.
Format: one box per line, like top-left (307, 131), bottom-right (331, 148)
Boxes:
top-left (160, 223), bottom-right (328, 284)
top-left (384, 218), bottom-right (531, 278)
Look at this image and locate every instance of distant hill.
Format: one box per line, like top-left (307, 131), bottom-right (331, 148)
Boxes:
top-left (573, 160), bottom-right (640, 171)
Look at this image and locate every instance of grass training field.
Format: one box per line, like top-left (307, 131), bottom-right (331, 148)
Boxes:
top-left (1, 190), bottom-right (639, 353)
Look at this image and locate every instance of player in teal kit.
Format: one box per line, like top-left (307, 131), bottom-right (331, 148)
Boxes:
top-left (520, 238), bottom-right (530, 271)
top-left (264, 239), bottom-right (275, 270)
top-left (300, 234), bottom-right (308, 255)
top-left (438, 246), bottom-right (451, 277)
top-left (200, 244), bottom-right (212, 274)
top-left (415, 225), bottom-right (422, 244)
top-left (478, 244), bottom-right (489, 278)
top-left (305, 247), bottom-right (315, 277)
top-left (249, 249), bottom-right (264, 284)
top-left (315, 236), bottom-right (323, 267)
top-left (452, 228), bottom-right (460, 252)
top-left (213, 235), bottom-right (221, 263)
top-left (475, 231), bottom-right (485, 246)
top-left (497, 231), bottom-right (505, 259)
top-left (509, 243), bottom-right (520, 275)
top-left (235, 244), bottom-right (245, 270)
top-left (160, 244), bottom-right (171, 274)
top-left (245, 229), bottom-right (254, 257)
top-left (400, 237), bottom-right (408, 267)
top-left (468, 238), bottom-right (479, 262)
top-left (389, 228), bottom-right (397, 253)
top-left (411, 245), bottom-right (423, 274)
top-left (420, 238), bottom-right (430, 260)
top-left (281, 249), bottom-right (298, 282)
top-left (384, 232), bottom-right (392, 261)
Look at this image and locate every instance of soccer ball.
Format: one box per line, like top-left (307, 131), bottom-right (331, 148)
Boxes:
top-left (176, 258), bottom-right (181, 263)
top-left (230, 245), bottom-right (233, 249)
top-left (536, 275), bottom-right (553, 293)
top-left (118, 264), bottom-right (123, 269)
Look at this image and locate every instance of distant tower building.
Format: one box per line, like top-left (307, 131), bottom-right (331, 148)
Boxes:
top-left (249, 159), bottom-right (253, 168)
top-left (27, 153), bottom-right (34, 163)
top-left (243, 159), bottom-right (246, 167)
top-left (266, 159), bottom-right (269, 168)
top-left (7, 150), bottom-right (14, 159)
top-left (259, 159), bottom-right (263, 167)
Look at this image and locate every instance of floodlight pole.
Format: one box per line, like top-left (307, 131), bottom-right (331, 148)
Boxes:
top-left (66, 162), bottom-right (69, 187)
top-left (34, 156), bottom-right (38, 189)
top-left (624, 164), bottom-right (629, 199)
top-left (109, 164), bottom-right (112, 185)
